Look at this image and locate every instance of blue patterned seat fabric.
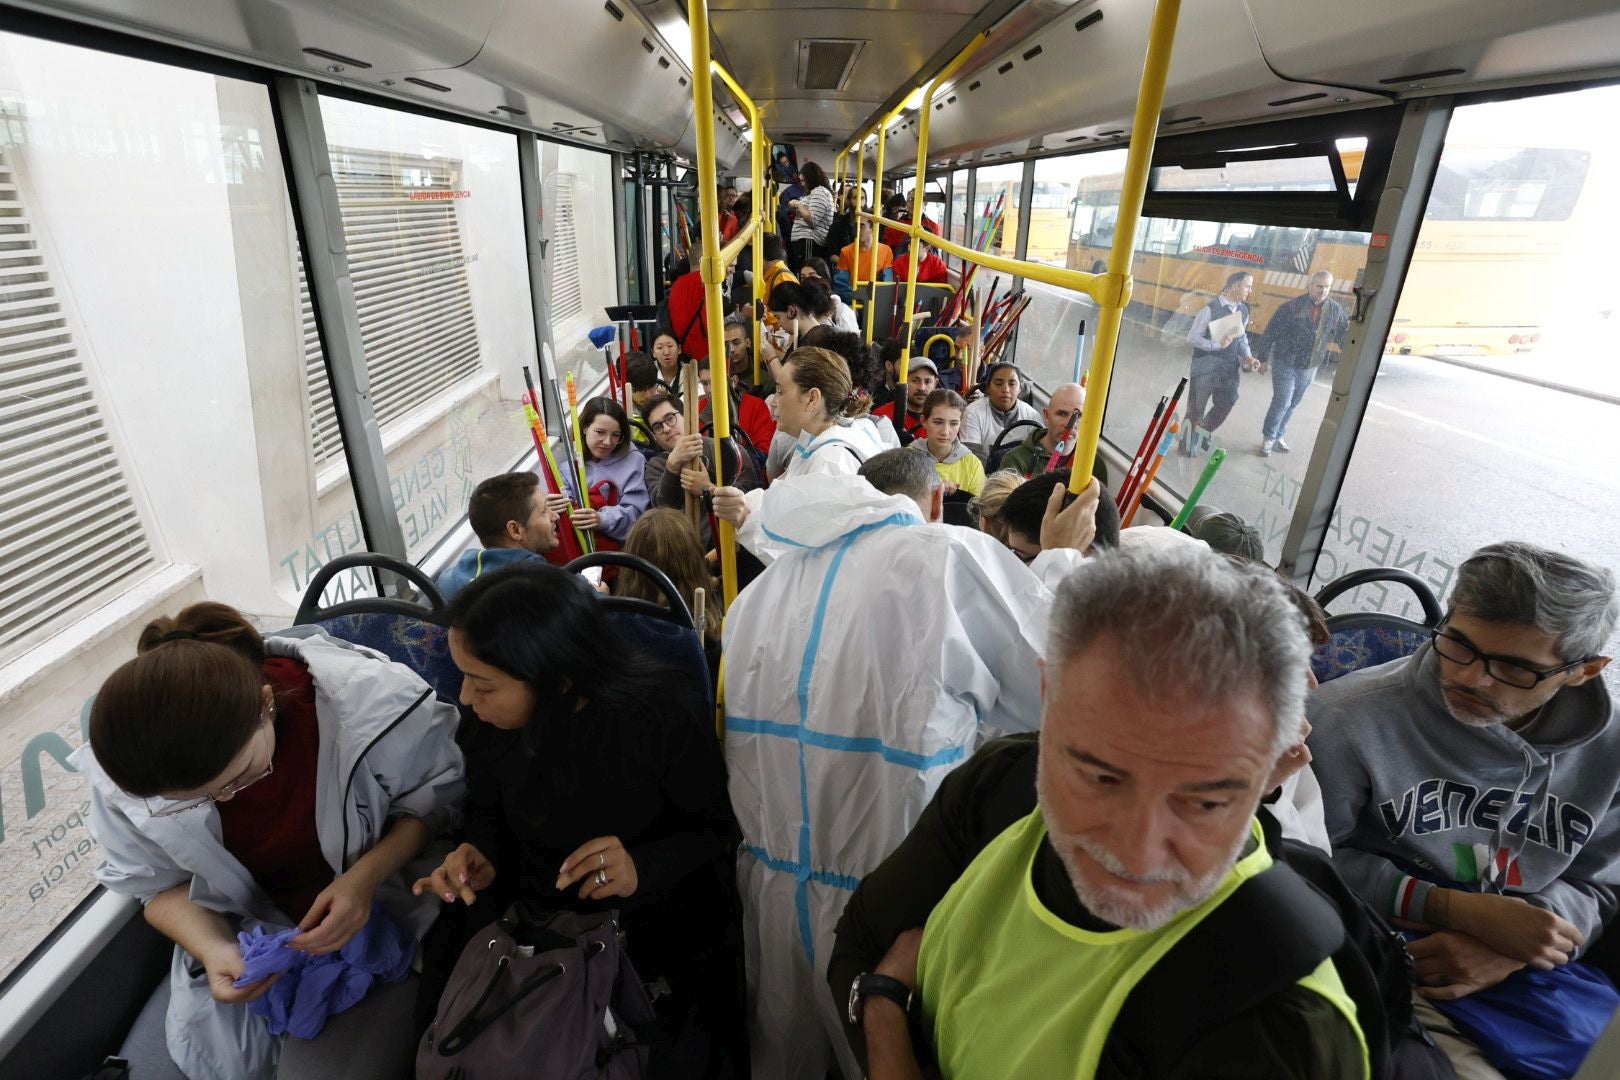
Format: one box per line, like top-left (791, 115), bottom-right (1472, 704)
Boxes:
top-left (606, 610), bottom-right (712, 708)
top-left (1311, 625), bottom-right (1429, 685)
top-left (316, 613), bottom-right (463, 706)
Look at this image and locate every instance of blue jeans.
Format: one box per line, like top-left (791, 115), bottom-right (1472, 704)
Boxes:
top-left (1262, 363), bottom-right (1317, 442)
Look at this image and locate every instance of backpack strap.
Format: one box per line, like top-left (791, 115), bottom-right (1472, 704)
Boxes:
top-left (1112, 857), bottom-right (1346, 1067)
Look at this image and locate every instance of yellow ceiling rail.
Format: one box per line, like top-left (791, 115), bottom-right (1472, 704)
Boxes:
top-left (711, 58), bottom-right (770, 388)
top-left (849, 0), bottom-right (1182, 494)
top-left (897, 33), bottom-right (987, 386)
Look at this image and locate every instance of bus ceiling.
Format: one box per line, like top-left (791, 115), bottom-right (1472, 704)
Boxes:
top-left (840, 0), bottom-right (1620, 174)
top-left (4, 0), bottom-right (1618, 169)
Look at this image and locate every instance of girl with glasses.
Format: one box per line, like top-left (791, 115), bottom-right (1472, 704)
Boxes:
top-left (73, 602), bottom-right (464, 1079)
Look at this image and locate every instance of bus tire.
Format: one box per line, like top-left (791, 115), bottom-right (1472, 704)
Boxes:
top-left (1090, 260), bottom-right (1107, 276)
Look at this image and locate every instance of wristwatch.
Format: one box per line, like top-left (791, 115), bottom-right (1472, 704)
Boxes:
top-left (848, 972), bottom-right (916, 1027)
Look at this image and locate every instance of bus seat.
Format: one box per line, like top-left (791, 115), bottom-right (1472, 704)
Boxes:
top-left (1310, 567), bottom-right (1444, 684)
top-left (986, 419), bottom-right (1043, 472)
top-left (565, 552), bottom-right (712, 709)
top-left (293, 553), bottom-right (462, 706)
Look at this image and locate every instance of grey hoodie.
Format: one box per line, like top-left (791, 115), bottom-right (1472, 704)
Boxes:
top-left (72, 628), bottom-right (465, 1080)
top-left (1307, 642), bottom-right (1620, 948)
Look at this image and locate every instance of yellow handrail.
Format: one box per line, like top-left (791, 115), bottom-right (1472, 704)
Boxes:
top-left (718, 216), bottom-right (759, 271)
top-left (851, 0), bottom-right (1183, 492)
top-left (711, 59), bottom-right (769, 393)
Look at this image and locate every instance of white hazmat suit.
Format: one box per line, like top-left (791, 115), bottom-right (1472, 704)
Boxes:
top-left (723, 472), bottom-right (1077, 1080)
top-left (742, 418), bottom-right (892, 563)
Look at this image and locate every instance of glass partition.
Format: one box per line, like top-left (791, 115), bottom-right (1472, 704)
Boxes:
top-left (1312, 85), bottom-right (1620, 657)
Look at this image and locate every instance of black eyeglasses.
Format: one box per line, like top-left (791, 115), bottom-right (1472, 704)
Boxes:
top-left (1430, 628), bottom-right (1591, 690)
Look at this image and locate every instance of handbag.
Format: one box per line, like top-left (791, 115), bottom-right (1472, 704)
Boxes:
top-left (417, 904), bottom-right (659, 1079)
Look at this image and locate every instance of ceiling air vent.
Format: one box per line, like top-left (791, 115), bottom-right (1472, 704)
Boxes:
top-left (303, 47), bottom-right (371, 69)
top-left (1379, 67), bottom-right (1465, 85)
top-left (783, 132), bottom-right (831, 142)
top-left (404, 76), bottom-right (451, 92)
top-left (1269, 91), bottom-right (1327, 107)
top-left (797, 39), bottom-right (866, 91)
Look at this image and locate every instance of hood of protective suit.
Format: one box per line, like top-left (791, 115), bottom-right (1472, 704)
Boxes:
top-left (757, 473), bottom-right (926, 550)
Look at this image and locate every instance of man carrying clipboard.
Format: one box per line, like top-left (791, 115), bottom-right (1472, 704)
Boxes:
top-left (1181, 270), bottom-right (1257, 456)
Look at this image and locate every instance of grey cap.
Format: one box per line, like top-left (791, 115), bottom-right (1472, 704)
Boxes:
top-left (906, 356), bottom-right (939, 378)
top-left (1186, 505), bottom-right (1266, 562)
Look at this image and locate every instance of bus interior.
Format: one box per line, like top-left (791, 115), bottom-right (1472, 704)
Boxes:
top-left (0, 0), bottom-right (1618, 1076)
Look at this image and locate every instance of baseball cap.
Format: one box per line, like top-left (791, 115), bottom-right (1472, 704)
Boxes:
top-left (906, 356), bottom-right (939, 378)
top-left (1185, 505), bottom-right (1266, 562)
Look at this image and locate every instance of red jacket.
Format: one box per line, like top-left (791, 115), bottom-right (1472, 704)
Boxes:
top-left (881, 212), bottom-right (940, 251)
top-left (703, 390), bottom-right (777, 460)
top-left (666, 270), bottom-right (710, 360)
top-left (893, 249), bottom-right (950, 285)
top-left (872, 400), bottom-right (925, 442)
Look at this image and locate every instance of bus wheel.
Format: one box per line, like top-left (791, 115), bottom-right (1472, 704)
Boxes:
top-left (1090, 260), bottom-right (1107, 276)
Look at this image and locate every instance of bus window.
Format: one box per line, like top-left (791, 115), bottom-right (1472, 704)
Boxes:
top-left (970, 161), bottom-right (1024, 259)
top-left (1313, 84), bottom-right (1620, 656)
top-left (314, 97), bottom-right (618, 564)
top-left (0, 32), bottom-right (366, 984)
top-left (949, 168), bottom-right (970, 248)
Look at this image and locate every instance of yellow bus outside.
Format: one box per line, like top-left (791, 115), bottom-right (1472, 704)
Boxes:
top-left (1064, 144), bottom-right (1594, 358)
top-left (972, 178), bottom-right (1072, 265)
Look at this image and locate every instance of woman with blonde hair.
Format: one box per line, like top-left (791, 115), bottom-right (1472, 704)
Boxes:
top-left (712, 346), bottom-right (889, 560)
top-left (968, 468), bottom-right (1025, 543)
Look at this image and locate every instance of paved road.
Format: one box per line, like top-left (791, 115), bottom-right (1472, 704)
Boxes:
top-left (1006, 279), bottom-right (1620, 640)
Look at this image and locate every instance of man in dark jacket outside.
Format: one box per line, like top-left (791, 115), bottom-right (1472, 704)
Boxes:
top-left (1259, 270), bottom-right (1349, 456)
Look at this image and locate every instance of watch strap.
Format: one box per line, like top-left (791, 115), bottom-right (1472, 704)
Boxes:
top-left (849, 972), bottom-right (915, 1026)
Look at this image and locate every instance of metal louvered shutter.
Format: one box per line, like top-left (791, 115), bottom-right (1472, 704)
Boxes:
top-left (300, 147), bottom-right (483, 466)
top-left (0, 152), bottom-right (155, 657)
top-left (550, 173), bottom-right (583, 323)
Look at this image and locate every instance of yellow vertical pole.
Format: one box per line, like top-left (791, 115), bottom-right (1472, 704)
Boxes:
top-left (751, 118), bottom-right (764, 387)
top-left (902, 36), bottom-right (985, 378)
top-left (1067, 0), bottom-right (1182, 494)
top-left (854, 140), bottom-right (867, 341)
top-left (687, 2), bottom-right (739, 608)
top-left (866, 121), bottom-right (887, 347)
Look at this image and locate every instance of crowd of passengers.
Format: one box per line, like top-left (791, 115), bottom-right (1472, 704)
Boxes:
top-left (80, 166), bottom-right (1620, 1080)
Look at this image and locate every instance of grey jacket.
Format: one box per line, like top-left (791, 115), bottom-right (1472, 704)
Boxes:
top-left (72, 628), bottom-right (465, 1080)
top-left (1308, 642), bottom-right (1620, 949)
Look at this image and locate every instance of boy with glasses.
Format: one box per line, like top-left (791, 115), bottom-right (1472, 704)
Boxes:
top-left (1309, 541), bottom-right (1619, 1078)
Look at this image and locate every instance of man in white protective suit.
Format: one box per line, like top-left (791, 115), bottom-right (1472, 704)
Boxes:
top-left (723, 449), bottom-right (1100, 1080)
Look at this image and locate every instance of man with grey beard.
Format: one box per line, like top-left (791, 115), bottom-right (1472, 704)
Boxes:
top-left (1309, 541), bottom-right (1619, 1079)
top-left (828, 544), bottom-right (1368, 1079)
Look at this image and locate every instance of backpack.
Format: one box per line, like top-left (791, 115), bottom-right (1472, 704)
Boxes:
top-left (417, 905), bottom-right (659, 1080)
top-left (977, 739), bottom-right (1427, 1080)
top-left (1117, 812), bottom-right (1422, 1080)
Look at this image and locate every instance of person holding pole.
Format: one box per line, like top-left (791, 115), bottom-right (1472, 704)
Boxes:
top-left (545, 397), bottom-right (649, 549)
top-left (710, 346), bottom-right (889, 563)
top-left (997, 383), bottom-right (1087, 476)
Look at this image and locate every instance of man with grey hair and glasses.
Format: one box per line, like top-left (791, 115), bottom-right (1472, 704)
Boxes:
top-left (1310, 541), bottom-right (1619, 1079)
top-left (837, 544), bottom-right (1368, 1078)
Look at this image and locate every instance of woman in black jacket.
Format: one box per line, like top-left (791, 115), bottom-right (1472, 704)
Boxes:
top-left (414, 563), bottom-right (744, 1077)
